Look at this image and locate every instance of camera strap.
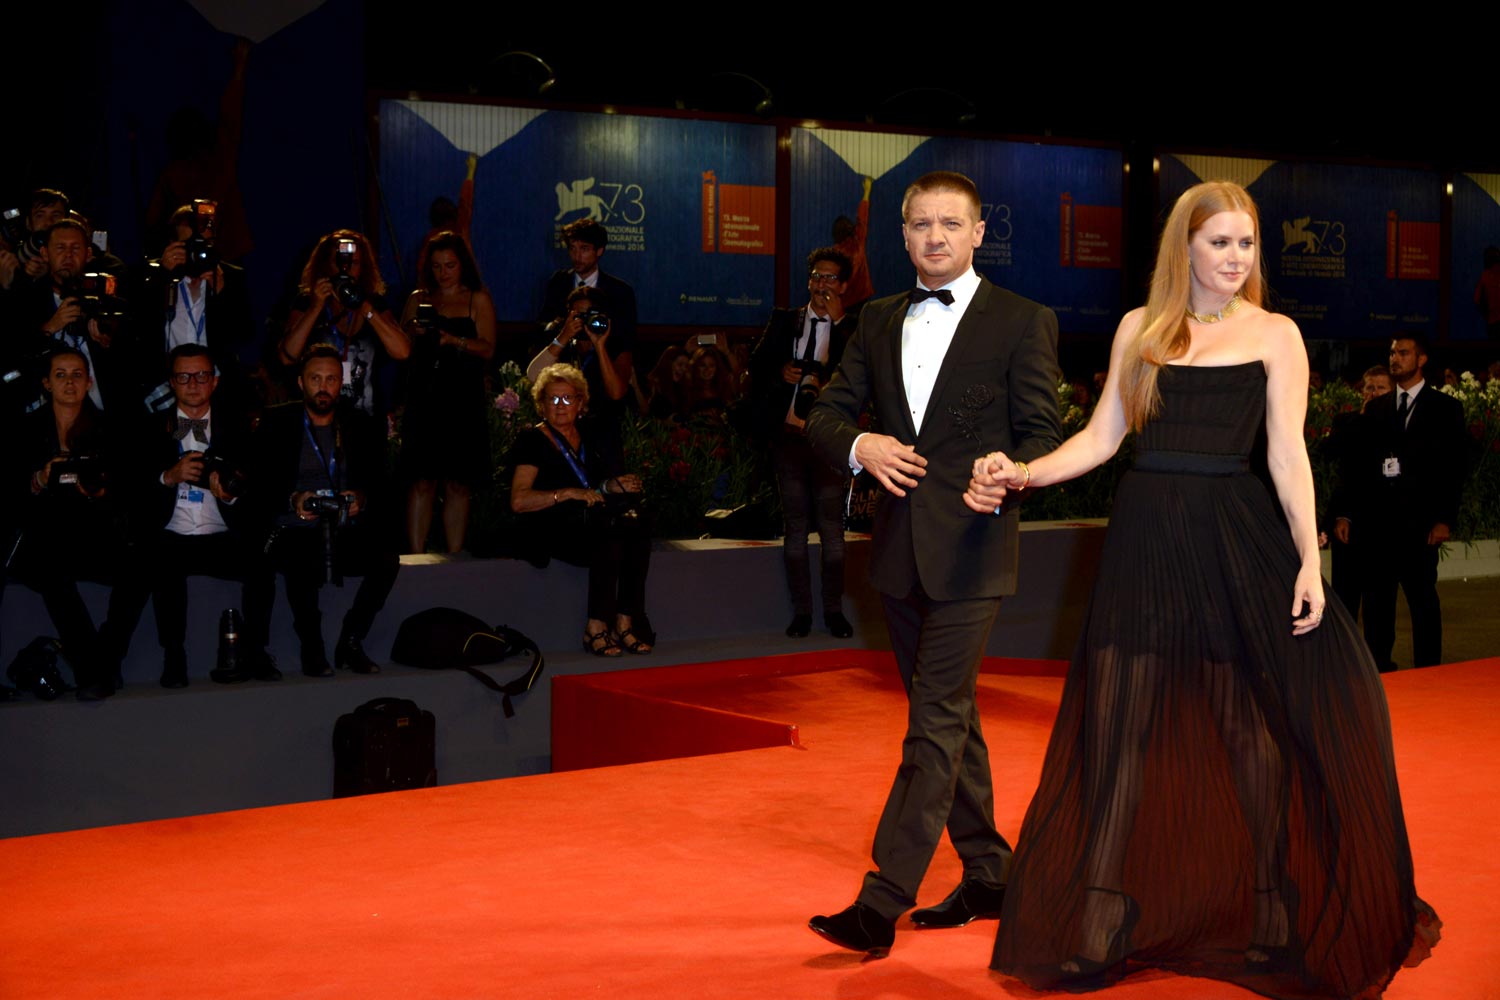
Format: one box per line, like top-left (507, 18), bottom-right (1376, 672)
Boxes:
top-left (303, 413), bottom-right (340, 490)
top-left (320, 303), bottom-right (355, 359)
top-left (175, 280), bottom-right (208, 345)
top-left (542, 425), bottom-right (589, 488)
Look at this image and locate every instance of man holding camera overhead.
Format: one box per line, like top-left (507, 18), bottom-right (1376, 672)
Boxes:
top-left (748, 247), bottom-right (857, 640)
top-left (134, 201), bottom-right (255, 414)
top-left (248, 345), bottom-right (400, 677)
top-left (142, 344), bottom-right (275, 688)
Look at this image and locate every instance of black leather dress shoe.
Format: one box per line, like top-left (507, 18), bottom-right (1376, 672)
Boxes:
top-left (334, 633), bottom-right (380, 674)
top-left (785, 614), bottom-right (812, 638)
top-left (248, 650), bottom-right (282, 682)
top-left (300, 642), bottom-right (334, 678)
top-left (909, 879), bottom-right (1006, 928)
top-left (825, 612), bottom-right (854, 639)
top-left (160, 649), bottom-right (189, 689)
top-left (808, 903), bottom-right (894, 957)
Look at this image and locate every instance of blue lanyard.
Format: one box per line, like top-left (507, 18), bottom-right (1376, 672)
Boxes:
top-left (303, 413), bottom-right (339, 489)
top-left (320, 303), bottom-right (356, 358)
top-left (542, 425), bottom-right (589, 488)
top-left (174, 281), bottom-right (208, 346)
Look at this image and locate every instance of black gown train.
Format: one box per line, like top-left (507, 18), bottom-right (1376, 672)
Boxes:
top-left (992, 362), bottom-right (1439, 998)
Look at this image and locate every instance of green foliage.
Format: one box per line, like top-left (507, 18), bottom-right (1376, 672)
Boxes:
top-left (1439, 373), bottom-right (1500, 542)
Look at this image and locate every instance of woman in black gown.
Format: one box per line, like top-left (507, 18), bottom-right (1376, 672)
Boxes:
top-left (399, 231), bottom-right (496, 552)
top-left (967, 182), bottom-right (1439, 997)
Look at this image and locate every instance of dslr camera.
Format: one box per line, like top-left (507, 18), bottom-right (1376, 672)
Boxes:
top-left (175, 198), bottom-right (220, 279)
top-left (331, 237), bottom-right (364, 310)
top-left (302, 491), bottom-right (355, 527)
top-left (48, 453), bottom-right (107, 494)
top-left (581, 310), bottom-right (609, 336)
top-left (201, 448), bottom-right (247, 499)
top-left (792, 360), bottom-right (828, 419)
top-left (1, 208), bottom-right (42, 256)
top-left (72, 272), bottom-right (127, 322)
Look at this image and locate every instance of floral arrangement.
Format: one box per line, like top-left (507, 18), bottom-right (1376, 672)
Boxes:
top-left (1440, 372), bottom-right (1500, 542)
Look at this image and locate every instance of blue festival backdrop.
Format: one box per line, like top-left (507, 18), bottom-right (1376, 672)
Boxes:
top-left (1451, 172), bottom-right (1500, 343)
top-left (1160, 154), bottom-right (1442, 341)
top-left (377, 100), bottom-right (777, 326)
top-left (788, 128), bottom-right (1125, 334)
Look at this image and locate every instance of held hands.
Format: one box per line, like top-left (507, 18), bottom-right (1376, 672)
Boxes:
top-left (1290, 563), bottom-right (1326, 636)
top-left (963, 451), bottom-right (1022, 513)
top-left (855, 434), bottom-right (926, 497)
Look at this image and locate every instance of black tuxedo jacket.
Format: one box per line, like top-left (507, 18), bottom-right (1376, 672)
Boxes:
top-left (247, 401), bottom-right (390, 529)
top-left (142, 406), bottom-right (255, 533)
top-left (1333, 384), bottom-right (1467, 538)
top-left (4, 280), bottom-right (132, 412)
top-left (747, 306), bottom-right (855, 436)
top-left (806, 278), bottom-right (1061, 601)
top-left (537, 269), bottom-right (638, 347)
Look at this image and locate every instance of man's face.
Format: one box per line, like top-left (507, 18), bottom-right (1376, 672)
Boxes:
top-left (807, 260), bottom-right (848, 314)
top-left (903, 190), bottom-right (984, 288)
top-left (28, 200), bottom-right (66, 233)
top-left (46, 229), bottom-right (88, 284)
top-left (567, 239), bottom-right (601, 277)
top-left (171, 356), bottom-right (217, 410)
top-left (298, 358), bottom-right (343, 414)
top-left (42, 355), bottom-right (91, 405)
top-left (1389, 339), bottom-right (1425, 384)
top-left (1361, 373), bottom-right (1393, 405)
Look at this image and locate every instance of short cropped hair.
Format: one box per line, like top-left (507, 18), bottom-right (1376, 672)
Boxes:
top-left (561, 218), bottom-right (607, 250)
top-left (901, 171), bottom-right (981, 223)
top-left (806, 247), bottom-right (853, 283)
top-left (531, 363), bottom-right (590, 412)
top-left (299, 344), bottom-right (342, 374)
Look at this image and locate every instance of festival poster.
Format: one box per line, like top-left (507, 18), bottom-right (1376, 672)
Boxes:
top-left (377, 100), bottom-right (777, 325)
top-left (1159, 154), bottom-right (1441, 340)
top-left (1450, 172), bottom-right (1500, 342)
top-left (788, 128), bottom-right (1124, 334)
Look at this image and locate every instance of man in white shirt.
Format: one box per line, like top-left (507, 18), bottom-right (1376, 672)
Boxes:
top-left (146, 344), bottom-right (275, 687)
top-left (805, 171), bottom-right (1062, 956)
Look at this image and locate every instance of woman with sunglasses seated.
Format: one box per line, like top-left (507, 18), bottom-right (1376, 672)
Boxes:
top-left (508, 363), bottom-right (652, 657)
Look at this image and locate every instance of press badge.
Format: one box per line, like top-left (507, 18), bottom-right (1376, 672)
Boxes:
top-left (1382, 457), bottom-right (1401, 478)
top-left (179, 484), bottom-right (205, 503)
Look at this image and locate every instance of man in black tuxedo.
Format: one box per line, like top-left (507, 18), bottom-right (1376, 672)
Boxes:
top-left (805, 172), bottom-right (1062, 955)
top-left (133, 202), bottom-right (256, 415)
top-left (141, 344), bottom-right (276, 687)
top-left (748, 247), bottom-right (858, 639)
top-left (248, 346), bottom-right (400, 676)
top-left (1334, 335), bottom-right (1467, 670)
top-left (536, 217), bottom-right (637, 351)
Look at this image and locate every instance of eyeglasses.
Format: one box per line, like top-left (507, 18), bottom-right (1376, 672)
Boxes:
top-left (171, 371), bottom-right (215, 385)
top-left (809, 271), bottom-right (842, 284)
top-left (547, 394), bottom-right (578, 406)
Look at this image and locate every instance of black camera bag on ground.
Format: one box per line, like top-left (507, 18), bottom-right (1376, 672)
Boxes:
top-left (332, 697), bottom-right (437, 798)
top-left (389, 608), bottom-right (544, 718)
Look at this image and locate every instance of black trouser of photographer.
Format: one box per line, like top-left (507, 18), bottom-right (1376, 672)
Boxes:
top-left (772, 427), bottom-right (847, 617)
top-left (262, 518), bottom-right (399, 645)
top-left (551, 506), bottom-right (652, 623)
top-left (18, 519), bottom-right (150, 689)
top-left (151, 529), bottom-right (272, 655)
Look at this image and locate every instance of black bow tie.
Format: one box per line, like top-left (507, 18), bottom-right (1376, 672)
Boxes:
top-left (910, 287), bottom-right (955, 306)
top-left (174, 417), bottom-right (209, 441)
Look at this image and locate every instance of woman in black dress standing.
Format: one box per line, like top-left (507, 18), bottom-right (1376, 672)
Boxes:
top-left (399, 231), bottom-right (496, 553)
top-left (968, 182), bottom-right (1439, 997)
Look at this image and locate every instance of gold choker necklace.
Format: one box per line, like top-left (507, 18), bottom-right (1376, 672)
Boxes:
top-left (1186, 294), bottom-right (1242, 324)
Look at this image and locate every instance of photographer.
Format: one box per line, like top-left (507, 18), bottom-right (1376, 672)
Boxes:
top-left (134, 201), bottom-right (255, 414)
top-left (6, 219), bottom-right (130, 411)
top-left (0, 188), bottom-right (69, 294)
top-left (398, 230), bottom-right (496, 553)
top-left (535, 217), bottom-right (637, 351)
top-left (747, 247), bottom-right (856, 639)
top-left (527, 285), bottom-right (634, 470)
top-left (278, 230), bottom-right (409, 418)
top-left (142, 345), bottom-right (275, 688)
top-left (9, 346), bottom-right (150, 700)
top-left (248, 346), bottom-right (399, 676)
top-left (509, 363), bottom-right (652, 656)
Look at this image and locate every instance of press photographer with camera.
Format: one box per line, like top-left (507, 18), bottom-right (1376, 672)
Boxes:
top-left (278, 230), bottom-right (409, 418)
top-left (0, 188), bottom-right (69, 294)
top-left (747, 247), bottom-right (856, 639)
top-left (134, 200), bottom-right (254, 414)
top-left (141, 344), bottom-right (275, 688)
top-left (508, 363), bottom-right (652, 657)
top-left (398, 230), bottom-right (496, 554)
top-left (9, 345), bottom-right (151, 700)
top-left (528, 285), bottom-right (634, 467)
top-left (248, 346), bottom-right (400, 676)
top-left (5, 219), bottom-right (130, 411)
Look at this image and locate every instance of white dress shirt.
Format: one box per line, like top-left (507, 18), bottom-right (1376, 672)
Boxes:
top-left (165, 408), bottom-right (228, 536)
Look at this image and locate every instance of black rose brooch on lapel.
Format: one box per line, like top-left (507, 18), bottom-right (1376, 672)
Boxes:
top-left (949, 384), bottom-right (994, 449)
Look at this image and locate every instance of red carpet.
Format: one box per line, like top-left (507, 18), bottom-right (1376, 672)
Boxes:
top-left (1, 654), bottom-right (1494, 999)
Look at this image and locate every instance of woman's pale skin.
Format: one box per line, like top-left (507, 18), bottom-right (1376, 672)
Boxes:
top-left (965, 209), bottom-right (1327, 635)
top-left (399, 247), bottom-right (498, 553)
top-left (510, 379), bottom-right (647, 650)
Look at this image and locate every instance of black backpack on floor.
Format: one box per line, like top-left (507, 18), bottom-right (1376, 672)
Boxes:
top-left (332, 697), bottom-right (437, 798)
top-left (389, 608), bottom-right (545, 718)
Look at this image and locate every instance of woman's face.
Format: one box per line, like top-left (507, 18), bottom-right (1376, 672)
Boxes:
top-left (1187, 210), bottom-right (1255, 304)
top-left (430, 249), bottom-right (461, 290)
top-left (671, 355), bottom-right (690, 381)
top-left (541, 380), bottom-right (582, 427)
top-left (695, 354), bottom-right (717, 381)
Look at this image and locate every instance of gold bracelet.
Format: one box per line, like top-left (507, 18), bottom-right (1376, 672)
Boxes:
top-left (1015, 461), bottom-right (1031, 491)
